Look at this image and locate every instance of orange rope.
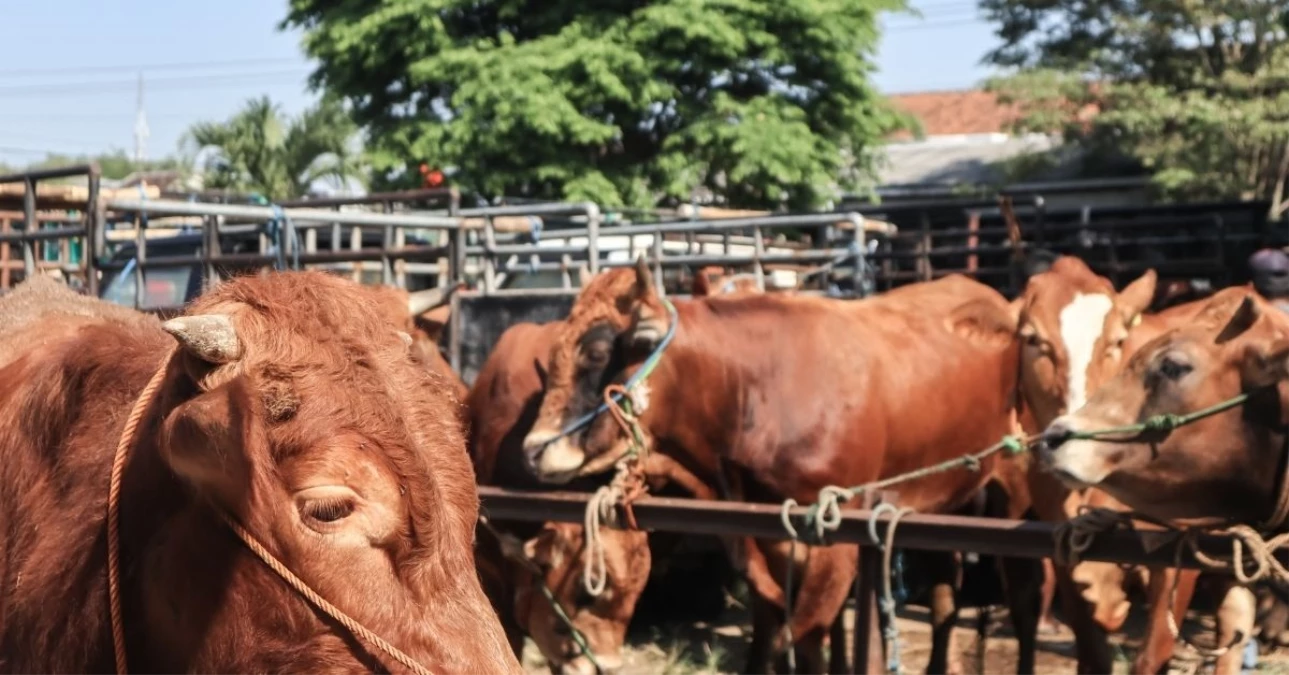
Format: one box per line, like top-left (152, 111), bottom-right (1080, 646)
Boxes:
top-left (107, 345), bottom-right (175, 674)
top-left (106, 347), bottom-right (434, 675)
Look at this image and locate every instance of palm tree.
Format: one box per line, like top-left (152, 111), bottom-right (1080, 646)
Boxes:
top-left (184, 96), bottom-right (365, 200)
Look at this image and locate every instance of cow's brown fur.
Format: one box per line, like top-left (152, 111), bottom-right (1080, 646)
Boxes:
top-left (0, 271), bottom-right (519, 674)
top-left (522, 266), bottom-right (1037, 673)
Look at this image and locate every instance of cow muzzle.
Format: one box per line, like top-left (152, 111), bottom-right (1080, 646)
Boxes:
top-left (562, 652), bottom-right (622, 675)
top-left (522, 430), bottom-right (587, 484)
top-left (1037, 416), bottom-right (1114, 488)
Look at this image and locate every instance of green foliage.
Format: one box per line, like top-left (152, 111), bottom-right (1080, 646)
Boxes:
top-left (4, 150), bottom-right (183, 182)
top-left (282, 0), bottom-right (911, 209)
top-left (183, 95), bottom-right (366, 200)
top-left (982, 0), bottom-right (1289, 215)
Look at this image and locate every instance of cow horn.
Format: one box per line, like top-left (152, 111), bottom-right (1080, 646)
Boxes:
top-left (634, 254), bottom-right (655, 296)
top-left (408, 284), bottom-right (461, 317)
top-left (162, 314), bottom-right (242, 364)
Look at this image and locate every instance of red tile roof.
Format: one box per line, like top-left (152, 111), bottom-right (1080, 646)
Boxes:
top-left (888, 89), bottom-right (1023, 138)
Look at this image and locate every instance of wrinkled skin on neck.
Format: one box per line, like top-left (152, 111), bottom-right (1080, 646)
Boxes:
top-left (1040, 287), bottom-right (1289, 526)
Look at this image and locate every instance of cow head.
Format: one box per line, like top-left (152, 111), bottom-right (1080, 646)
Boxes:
top-left (150, 272), bottom-right (517, 673)
top-left (522, 258), bottom-right (669, 482)
top-left (1017, 256), bottom-right (1157, 426)
top-left (515, 522), bottom-right (651, 675)
top-left (1038, 287), bottom-right (1289, 525)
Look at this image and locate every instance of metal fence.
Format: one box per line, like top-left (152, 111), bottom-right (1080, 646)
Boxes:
top-left (477, 485), bottom-right (1242, 674)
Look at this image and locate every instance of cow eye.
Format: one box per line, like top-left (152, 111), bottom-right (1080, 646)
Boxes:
top-left (582, 343), bottom-right (611, 367)
top-left (301, 497), bottom-right (356, 524)
top-left (1158, 355), bottom-right (1192, 381)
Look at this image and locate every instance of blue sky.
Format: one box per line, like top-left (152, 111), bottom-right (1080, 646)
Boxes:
top-left (0, 0), bottom-right (995, 166)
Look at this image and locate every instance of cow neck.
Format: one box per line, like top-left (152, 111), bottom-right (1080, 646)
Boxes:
top-left (634, 299), bottom-right (743, 478)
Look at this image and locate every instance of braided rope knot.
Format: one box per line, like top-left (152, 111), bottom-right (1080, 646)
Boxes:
top-left (1001, 435), bottom-right (1026, 455)
top-left (961, 455), bottom-right (982, 472)
top-left (1143, 413), bottom-right (1184, 433)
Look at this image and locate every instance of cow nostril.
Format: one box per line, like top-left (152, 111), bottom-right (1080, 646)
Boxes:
top-left (1041, 421), bottom-right (1073, 451)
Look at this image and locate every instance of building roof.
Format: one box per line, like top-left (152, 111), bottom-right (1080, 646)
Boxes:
top-left (888, 89), bottom-right (1023, 138)
top-left (876, 132), bottom-right (1063, 186)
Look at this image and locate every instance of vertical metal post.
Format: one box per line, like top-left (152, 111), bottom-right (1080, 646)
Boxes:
top-left (849, 213), bottom-right (868, 298)
top-left (482, 217), bottom-right (497, 294)
top-left (586, 206), bottom-right (601, 274)
top-left (86, 166), bottom-right (102, 296)
top-left (133, 212), bottom-right (146, 309)
top-left (853, 491), bottom-right (884, 675)
top-left (202, 215), bottom-right (219, 291)
top-left (381, 200), bottom-right (394, 286)
top-left (752, 225), bottom-right (766, 291)
top-left (651, 232), bottom-right (664, 295)
top-left (21, 177), bottom-right (36, 278)
top-left (1033, 195), bottom-right (1047, 246)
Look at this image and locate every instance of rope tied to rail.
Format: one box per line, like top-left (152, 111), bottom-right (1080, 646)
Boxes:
top-left (868, 503), bottom-right (914, 675)
top-left (107, 347), bottom-right (434, 675)
top-left (787, 434), bottom-right (1037, 543)
top-left (265, 204), bottom-right (302, 271)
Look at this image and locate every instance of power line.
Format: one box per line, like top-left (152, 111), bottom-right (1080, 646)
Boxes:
top-left (0, 70), bottom-right (310, 98)
top-left (0, 56), bottom-right (302, 79)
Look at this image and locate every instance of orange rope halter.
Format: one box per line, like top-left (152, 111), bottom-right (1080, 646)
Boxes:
top-left (106, 346), bottom-right (433, 675)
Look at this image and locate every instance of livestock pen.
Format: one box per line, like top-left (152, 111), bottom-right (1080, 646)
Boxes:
top-left (5, 163), bottom-right (1289, 674)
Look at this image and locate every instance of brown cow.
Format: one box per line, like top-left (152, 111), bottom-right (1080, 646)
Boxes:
top-left (519, 260), bottom-right (1040, 673)
top-left (1039, 286), bottom-right (1289, 673)
top-left (371, 283), bottom-right (466, 401)
top-left (0, 272), bottom-right (520, 674)
top-left (468, 272), bottom-right (771, 674)
top-left (1009, 257), bottom-right (1157, 673)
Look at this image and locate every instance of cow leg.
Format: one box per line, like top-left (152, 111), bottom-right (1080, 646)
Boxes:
top-left (1051, 563), bottom-right (1114, 674)
top-left (924, 550), bottom-right (964, 675)
top-left (1038, 558), bottom-right (1060, 633)
top-left (996, 554), bottom-right (1041, 675)
top-left (1132, 567), bottom-right (1198, 675)
top-left (773, 544), bottom-right (858, 674)
top-left (1212, 582), bottom-right (1256, 675)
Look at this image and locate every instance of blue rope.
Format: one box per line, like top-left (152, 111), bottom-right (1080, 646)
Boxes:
top-left (547, 299), bottom-right (679, 441)
top-left (266, 204), bottom-right (301, 271)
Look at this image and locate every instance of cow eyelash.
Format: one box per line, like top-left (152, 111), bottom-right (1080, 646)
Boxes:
top-left (301, 498), bottom-right (356, 524)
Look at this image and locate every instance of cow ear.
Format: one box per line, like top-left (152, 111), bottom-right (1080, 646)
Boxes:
top-left (692, 270), bottom-right (713, 297)
top-left (159, 376), bottom-right (257, 507)
top-left (1118, 269), bottom-right (1157, 321)
top-left (1241, 339), bottom-right (1289, 389)
top-left (1215, 295), bottom-right (1261, 345)
top-left (947, 297), bottom-right (1020, 347)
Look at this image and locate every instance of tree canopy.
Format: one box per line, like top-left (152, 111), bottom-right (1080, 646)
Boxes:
top-left (183, 95), bottom-right (365, 200)
top-left (282, 0), bottom-right (910, 210)
top-left (982, 0), bottom-right (1289, 216)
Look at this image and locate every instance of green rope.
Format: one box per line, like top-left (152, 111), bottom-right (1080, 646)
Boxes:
top-left (1064, 392), bottom-right (1249, 442)
top-left (785, 390), bottom-right (1254, 541)
top-left (537, 581), bottom-right (602, 672)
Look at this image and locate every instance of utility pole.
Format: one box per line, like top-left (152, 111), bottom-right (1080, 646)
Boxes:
top-left (133, 72), bottom-right (149, 165)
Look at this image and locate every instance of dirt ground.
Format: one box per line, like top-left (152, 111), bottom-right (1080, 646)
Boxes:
top-left (521, 600), bottom-right (1289, 675)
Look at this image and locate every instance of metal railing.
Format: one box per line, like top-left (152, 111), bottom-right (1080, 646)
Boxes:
top-left (477, 485), bottom-right (1245, 673)
top-left (0, 164), bottom-right (101, 294)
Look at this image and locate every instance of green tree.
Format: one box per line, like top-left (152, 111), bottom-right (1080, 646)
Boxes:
top-left (183, 95), bottom-right (366, 200)
top-left (282, 0), bottom-right (911, 210)
top-left (982, 0), bottom-right (1289, 217)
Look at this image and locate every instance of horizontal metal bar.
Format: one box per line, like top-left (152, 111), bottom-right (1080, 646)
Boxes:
top-left (105, 199), bottom-right (461, 229)
top-left (0, 163), bottom-right (96, 184)
top-left (0, 226), bottom-right (87, 242)
top-left (551, 212), bottom-right (869, 239)
top-left (476, 486), bottom-right (1239, 569)
top-left (459, 202), bottom-right (599, 218)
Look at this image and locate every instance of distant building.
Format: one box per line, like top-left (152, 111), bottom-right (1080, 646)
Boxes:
top-left (876, 89), bottom-right (1148, 208)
